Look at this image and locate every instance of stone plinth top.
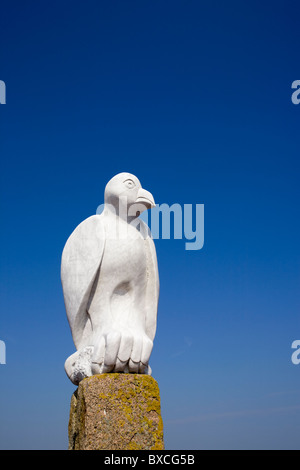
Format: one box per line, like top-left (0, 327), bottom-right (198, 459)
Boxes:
top-left (69, 373), bottom-right (164, 450)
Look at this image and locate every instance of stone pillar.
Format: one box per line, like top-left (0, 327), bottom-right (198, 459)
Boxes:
top-left (68, 373), bottom-right (164, 450)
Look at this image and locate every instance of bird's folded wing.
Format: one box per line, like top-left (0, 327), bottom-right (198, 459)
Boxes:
top-left (61, 215), bottom-right (105, 349)
top-left (140, 220), bottom-right (160, 341)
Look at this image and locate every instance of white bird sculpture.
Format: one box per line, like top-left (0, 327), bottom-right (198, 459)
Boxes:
top-left (61, 173), bottom-right (159, 384)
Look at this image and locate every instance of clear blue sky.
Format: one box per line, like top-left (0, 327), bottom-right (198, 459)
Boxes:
top-left (0, 0), bottom-right (300, 450)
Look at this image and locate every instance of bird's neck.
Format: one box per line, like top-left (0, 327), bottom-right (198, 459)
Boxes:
top-left (103, 204), bottom-right (137, 224)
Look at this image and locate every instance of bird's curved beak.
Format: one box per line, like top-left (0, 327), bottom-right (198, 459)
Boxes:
top-left (135, 188), bottom-right (156, 209)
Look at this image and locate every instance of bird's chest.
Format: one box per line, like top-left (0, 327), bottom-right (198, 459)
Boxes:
top-left (101, 222), bottom-right (148, 280)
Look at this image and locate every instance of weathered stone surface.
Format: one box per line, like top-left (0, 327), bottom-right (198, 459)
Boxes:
top-left (68, 373), bottom-right (164, 450)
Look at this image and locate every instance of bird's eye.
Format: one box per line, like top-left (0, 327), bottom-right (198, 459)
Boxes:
top-left (124, 179), bottom-right (135, 189)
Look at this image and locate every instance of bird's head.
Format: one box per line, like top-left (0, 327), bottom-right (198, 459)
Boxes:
top-left (104, 172), bottom-right (155, 219)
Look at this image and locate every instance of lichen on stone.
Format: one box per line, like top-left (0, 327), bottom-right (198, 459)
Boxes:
top-left (68, 373), bottom-right (164, 450)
